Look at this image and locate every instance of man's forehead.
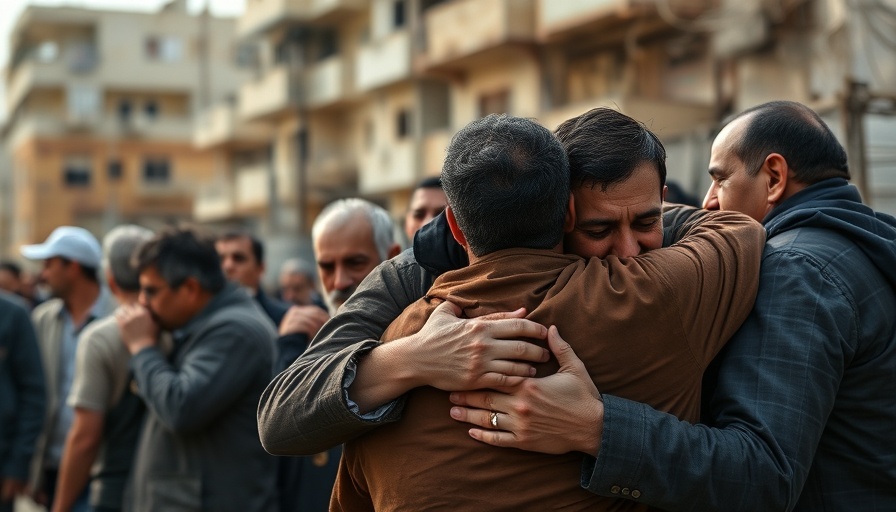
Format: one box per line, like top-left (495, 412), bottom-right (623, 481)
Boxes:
top-left (217, 237), bottom-right (251, 252)
top-left (411, 187), bottom-right (447, 204)
top-left (139, 266), bottom-right (163, 283)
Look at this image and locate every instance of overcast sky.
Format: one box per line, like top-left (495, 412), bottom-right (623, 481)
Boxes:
top-left (0, 0), bottom-right (246, 121)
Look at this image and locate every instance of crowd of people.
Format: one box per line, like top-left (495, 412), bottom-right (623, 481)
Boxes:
top-left (1, 100), bottom-right (894, 512)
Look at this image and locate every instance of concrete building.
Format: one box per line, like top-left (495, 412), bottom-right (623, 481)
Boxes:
top-left (192, 0), bottom-right (895, 245)
top-left (1, 0), bottom-right (251, 254)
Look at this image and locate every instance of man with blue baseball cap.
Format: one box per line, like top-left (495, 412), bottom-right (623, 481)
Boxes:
top-left (20, 226), bottom-right (113, 511)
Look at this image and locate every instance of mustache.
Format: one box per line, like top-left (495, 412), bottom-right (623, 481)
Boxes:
top-left (327, 287), bottom-right (355, 306)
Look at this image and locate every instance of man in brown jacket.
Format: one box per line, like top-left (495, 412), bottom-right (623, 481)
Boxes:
top-left (330, 114), bottom-right (764, 511)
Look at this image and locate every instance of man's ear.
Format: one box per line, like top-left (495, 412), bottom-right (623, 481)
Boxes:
top-left (445, 207), bottom-right (468, 248)
top-left (661, 185), bottom-right (668, 203)
top-left (105, 269), bottom-right (121, 296)
top-left (180, 276), bottom-right (202, 299)
top-left (763, 153), bottom-right (789, 205)
top-left (563, 192), bottom-right (576, 233)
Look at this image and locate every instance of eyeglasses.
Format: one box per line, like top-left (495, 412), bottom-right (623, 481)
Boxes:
top-left (140, 280), bottom-right (183, 300)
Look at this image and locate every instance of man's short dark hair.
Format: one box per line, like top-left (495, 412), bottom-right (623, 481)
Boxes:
top-left (554, 107), bottom-right (667, 194)
top-left (728, 100), bottom-right (850, 184)
top-left (441, 114), bottom-right (570, 257)
top-left (415, 176), bottom-right (442, 191)
top-left (134, 225), bottom-right (226, 293)
top-left (219, 231), bottom-right (264, 265)
top-left (0, 260), bottom-right (21, 278)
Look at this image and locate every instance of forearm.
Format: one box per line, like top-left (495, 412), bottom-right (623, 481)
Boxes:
top-left (584, 395), bottom-right (793, 512)
top-left (347, 335), bottom-right (424, 414)
top-left (53, 425), bottom-right (101, 512)
top-left (259, 253), bottom-right (432, 455)
top-left (260, 338), bottom-right (397, 455)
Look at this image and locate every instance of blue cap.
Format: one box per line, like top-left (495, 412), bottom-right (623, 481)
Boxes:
top-left (21, 226), bottom-right (102, 268)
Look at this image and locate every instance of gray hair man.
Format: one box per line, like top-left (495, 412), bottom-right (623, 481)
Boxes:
top-left (278, 258), bottom-right (319, 307)
top-left (311, 198), bottom-right (400, 314)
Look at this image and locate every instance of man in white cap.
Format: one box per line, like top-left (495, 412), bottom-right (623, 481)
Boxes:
top-left (20, 226), bottom-right (114, 511)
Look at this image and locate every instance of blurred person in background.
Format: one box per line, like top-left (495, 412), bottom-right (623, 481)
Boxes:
top-left (404, 177), bottom-right (447, 242)
top-left (216, 232), bottom-right (289, 327)
top-left (52, 225), bottom-right (157, 512)
top-left (116, 226), bottom-right (276, 512)
top-left (0, 261), bottom-right (23, 296)
top-left (271, 198), bottom-right (399, 512)
top-left (278, 258), bottom-right (320, 307)
top-left (21, 226), bottom-right (113, 511)
top-left (0, 292), bottom-right (45, 512)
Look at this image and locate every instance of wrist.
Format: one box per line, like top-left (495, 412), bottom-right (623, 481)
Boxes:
top-left (581, 395), bottom-right (604, 457)
top-left (126, 337), bottom-right (156, 355)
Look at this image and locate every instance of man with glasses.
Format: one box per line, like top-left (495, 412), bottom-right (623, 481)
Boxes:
top-left (115, 226), bottom-right (277, 512)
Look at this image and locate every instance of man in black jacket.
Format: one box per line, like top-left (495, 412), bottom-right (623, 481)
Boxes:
top-left (0, 292), bottom-right (45, 512)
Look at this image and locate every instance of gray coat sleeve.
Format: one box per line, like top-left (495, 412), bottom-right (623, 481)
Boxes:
top-left (1, 298), bottom-right (46, 481)
top-left (257, 249), bottom-right (434, 456)
top-left (131, 318), bottom-right (274, 434)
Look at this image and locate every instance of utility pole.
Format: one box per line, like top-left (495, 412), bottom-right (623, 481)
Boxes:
top-left (842, 79), bottom-right (870, 201)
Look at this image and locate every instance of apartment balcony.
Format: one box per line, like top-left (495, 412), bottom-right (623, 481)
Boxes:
top-left (239, 65), bottom-right (299, 122)
top-left (305, 55), bottom-right (353, 109)
top-left (238, 0), bottom-right (310, 38)
top-left (134, 178), bottom-right (196, 200)
top-left (356, 30), bottom-right (412, 92)
top-left (6, 59), bottom-right (70, 112)
top-left (536, 0), bottom-right (647, 41)
top-left (422, 0), bottom-right (535, 72)
top-left (115, 115), bottom-right (195, 141)
top-left (6, 112), bottom-right (195, 145)
top-left (359, 140), bottom-right (415, 194)
top-left (238, 0), bottom-right (367, 37)
top-left (194, 180), bottom-right (236, 222)
top-left (194, 101), bottom-right (272, 150)
top-left (541, 95), bottom-right (716, 140)
top-left (234, 163), bottom-right (271, 214)
top-left (307, 149), bottom-right (357, 189)
top-left (307, 0), bottom-right (367, 23)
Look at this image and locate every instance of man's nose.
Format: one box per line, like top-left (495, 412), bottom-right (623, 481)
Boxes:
top-left (702, 183), bottom-right (720, 210)
top-left (333, 266), bottom-right (354, 292)
top-left (612, 230), bottom-right (641, 259)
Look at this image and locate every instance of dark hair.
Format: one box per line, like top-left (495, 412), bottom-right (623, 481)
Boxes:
top-left (441, 114), bottom-right (570, 257)
top-left (415, 176), bottom-right (442, 190)
top-left (727, 101), bottom-right (850, 183)
top-left (0, 260), bottom-right (21, 278)
top-left (134, 225), bottom-right (226, 293)
top-left (218, 231), bottom-right (264, 265)
top-left (554, 107), bottom-right (666, 194)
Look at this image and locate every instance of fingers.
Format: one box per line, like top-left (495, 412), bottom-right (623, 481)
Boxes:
top-left (449, 407), bottom-right (518, 448)
top-left (431, 300), bottom-right (463, 318)
top-left (449, 390), bottom-right (507, 411)
top-left (468, 428), bottom-right (518, 448)
top-left (477, 307), bottom-right (527, 321)
top-left (484, 317), bottom-right (548, 343)
top-left (547, 325), bottom-right (587, 374)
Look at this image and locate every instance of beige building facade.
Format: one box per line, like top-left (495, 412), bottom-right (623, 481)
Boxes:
top-left (194, 0), bottom-right (896, 242)
top-left (1, 0), bottom-right (251, 254)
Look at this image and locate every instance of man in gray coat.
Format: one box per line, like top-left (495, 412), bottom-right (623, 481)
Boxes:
top-left (116, 226), bottom-right (277, 512)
